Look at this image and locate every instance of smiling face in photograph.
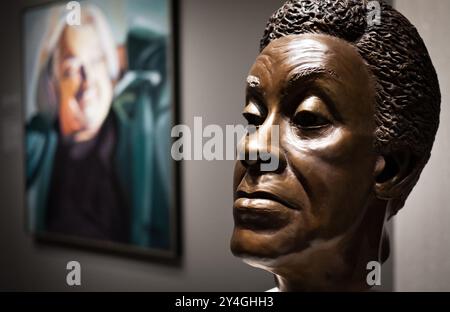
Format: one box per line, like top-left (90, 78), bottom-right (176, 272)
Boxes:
top-left (57, 24), bottom-right (113, 142)
top-left (231, 34), bottom-right (380, 268)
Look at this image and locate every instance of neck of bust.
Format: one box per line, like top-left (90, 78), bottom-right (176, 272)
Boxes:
top-left (272, 197), bottom-right (389, 292)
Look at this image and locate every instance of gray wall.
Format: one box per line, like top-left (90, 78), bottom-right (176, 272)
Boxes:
top-left (392, 0), bottom-right (450, 292)
top-left (0, 0), bottom-right (283, 291)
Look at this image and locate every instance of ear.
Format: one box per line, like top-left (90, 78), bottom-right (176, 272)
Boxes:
top-left (373, 150), bottom-right (418, 200)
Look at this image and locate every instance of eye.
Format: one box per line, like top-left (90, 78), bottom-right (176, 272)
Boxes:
top-left (293, 111), bottom-right (330, 130)
top-left (62, 65), bottom-right (78, 79)
top-left (243, 112), bottom-right (264, 126)
top-left (61, 59), bottom-right (81, 79)
top-left (243, 102), bottom-right (265, 126)
top-left (292, 95), bottom-right (334, 130)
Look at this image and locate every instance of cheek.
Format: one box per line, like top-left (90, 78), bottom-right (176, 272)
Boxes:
top-left (97, 73), bottom-right (113, 103)
top-left (96, 66), bottom-right (110, 85)
top-left (284, 126), bottom-right (376, 236)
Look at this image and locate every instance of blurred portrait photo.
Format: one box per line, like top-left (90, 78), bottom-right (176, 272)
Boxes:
top-left (23, 0), bottom-right (177, 256)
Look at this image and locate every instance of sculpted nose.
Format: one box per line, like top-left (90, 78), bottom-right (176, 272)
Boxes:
top-left (240, 123), bottom-right (285, 173)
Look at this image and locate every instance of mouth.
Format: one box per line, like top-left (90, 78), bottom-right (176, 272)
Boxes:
top-left (236, 190), bottom-right (297, 209)
top-left (233, 190), bottom-right (298, 231)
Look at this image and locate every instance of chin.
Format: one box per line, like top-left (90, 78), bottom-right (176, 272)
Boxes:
top-left (230, 226), bottom-right (306, 265)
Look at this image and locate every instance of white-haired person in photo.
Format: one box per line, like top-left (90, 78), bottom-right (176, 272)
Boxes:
top-left (36, 4), bottom-right (120, 142)
top-left (26, 3), bottom-right (173, 249)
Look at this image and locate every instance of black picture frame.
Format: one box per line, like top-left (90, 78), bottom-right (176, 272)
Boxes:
top-left (20, 0), bottom-right (182, 263)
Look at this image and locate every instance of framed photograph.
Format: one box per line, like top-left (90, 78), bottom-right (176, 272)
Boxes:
top-left (21, 0), bottom-right (180, 260)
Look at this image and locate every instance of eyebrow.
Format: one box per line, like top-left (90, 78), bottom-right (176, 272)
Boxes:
top-left (246, 75), bottom-right (261, 88)
top-left (244, 67), bottom-right (343, 120)
top-left (246, 66), bottom-right (339, 92)
top-left (245, 75), bottom-right (262, 97)
top-left (287, 66), bottom-right (339, 88)
top-left (245, 75), bottom-right (265, 106)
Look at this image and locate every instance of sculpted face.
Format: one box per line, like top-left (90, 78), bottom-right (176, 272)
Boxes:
top-left (231, 34), bottom-right (384, 290)
top-left (56, 25), bottom-right (113, 142)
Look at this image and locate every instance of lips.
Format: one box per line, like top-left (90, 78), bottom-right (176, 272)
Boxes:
top-left (233, 189), bottom-right (299, 231)
top-left (235, 190), bottom-right (297, 210)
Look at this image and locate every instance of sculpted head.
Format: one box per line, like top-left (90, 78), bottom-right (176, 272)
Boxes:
top-left (231, 0), bottom-right (440, 291)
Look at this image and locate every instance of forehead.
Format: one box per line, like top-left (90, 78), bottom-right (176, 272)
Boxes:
top-left (59, 24), bottom-right (100, 57)
top-left (252, 34), bottom-right (370, 88)
top-left (260, 36), bottom-right (333, 77)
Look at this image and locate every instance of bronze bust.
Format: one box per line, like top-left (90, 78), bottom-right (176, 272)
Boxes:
top-left (231, 0), bottom-right (440, 291)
